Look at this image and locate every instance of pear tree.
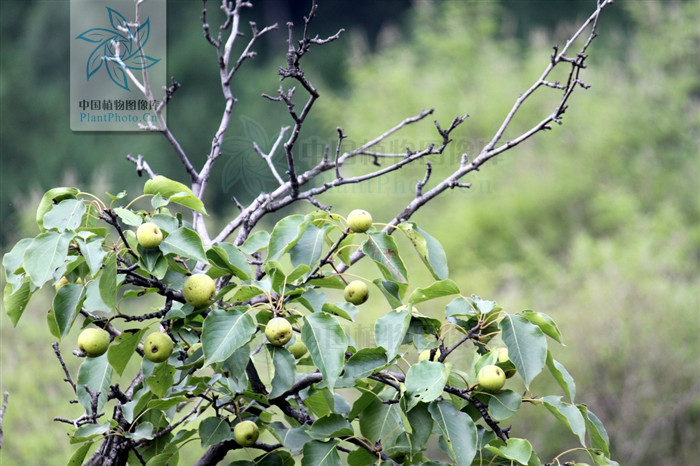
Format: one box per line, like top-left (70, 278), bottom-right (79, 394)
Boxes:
top-left (1, 1), bottom-right (618, 466)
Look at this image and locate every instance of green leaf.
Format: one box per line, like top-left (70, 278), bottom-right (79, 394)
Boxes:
top-left (126, 422), bottom-right (154, 441)
top-left (374, 309), bottom-right (411, 361)
top-left (147, 362), bottom-right (175, 398)
top-left (53, 284), bottom-right (85, 338)
top-left (397, 222), bottom-right (448, 279)
top-left (407, 402), bottom-right (433, 452)
top-left (301, 440), bottom-right (341, 466)
top-left (444, 296), bottom-right (476, 318)
top-left (271, 422), bottom-right (312, 454)
top-left (2, 237), bottom-right (33, 286)
top-left (485, 438), bottom-right (534, 465)
top-left (4, 279), bottom-right (34, 326)
top-left (268, 345), bottom-right (296, 399)
top-left (113, 207), bottom-right (143, 227)
top-left (428, 400), bottom-right (478, 466)
top-left (108, 329), bottom-right (148, 376)
top-left (362, 232), bottom-right (408, 285)
top-left (308, 414), bottom-right (354, 440)
top-left (408, 279), bottom-right (460, 305)
top-left (488, 390), bottom-right (522, 421)
top-left (159, 227), bottom-right (208, 264)
top-left (202, 309), bottom-right (257, 366)
top-left (542, 396), bottom-right (587, 446)
top-left (99, 253), bottom-right (117, 309)
top-left (199, 417), bottom-right (233, 448)
top-left (302, 312), bottom-right (347, 392)
top-left (521, 310), bottom-right (564, 345)
top-left (546, 351), bottom-right (576, 403)
top-left (77, 237), bottom-right (107, 277)
top-left (144, 175), bottom-right (207, 215)
top-left (339, 347), bottom-right (387, 386)
top-left (66, 442), bottom-right (93, 466)
top-left (36, 187), bottom-right (79, 230)
top-left (239, 231), bottom-right (270, 255)
top-left (23, 230), bottom-right (73, 287)
top-left (321, 302), bottom-right (359, 322)
top-left (254, 450), bottom-right (295, 466)
top-left (578, 405), bottom-right (610, 456)
top-left (499, 314), bottom-right (547, 389)
top-left (289, 224), bottom-right (326, 269)
top-left (77, 353), bottom-right (112, 413)
top-left (44, 199), bottom-right (86, 231)
top-left (405, 361), bottom-right (451, 409)
top-left (268, 215), bottom-right (309, 261)
top-left (347, 448), bottom-right (377, 466)
top-left (372, 279), bottom-right (404, 308)
top-left (358, 397), bottom-right (402, 443)
top-left (209, 242), bottom-right (251, 279)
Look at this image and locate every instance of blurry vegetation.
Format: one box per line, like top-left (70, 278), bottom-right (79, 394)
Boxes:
top-left (1, 1), bottom-right (698, 466)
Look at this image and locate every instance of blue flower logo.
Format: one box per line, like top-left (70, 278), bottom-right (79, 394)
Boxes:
top-left (75, 7), bottom-right (160, 91)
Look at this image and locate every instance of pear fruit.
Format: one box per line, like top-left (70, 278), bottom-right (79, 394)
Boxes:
top-left (344, 280), bottom-right (369, 305)
top-left (496, 347), bottom-right (517, 378)
top-left (55, 276), bottom-right (69, 291)
top-left (183, 273), bottom-right (217, 308)
top-left (265, 317), bottom-right (293, 346)
top-left (347, 209), bottom-right (372, 233)
top-left (477, 364), bottom-right (506, 392)
top-left (78, 328), bottom-right (110, 357)
top-left (288, 339), bottom-right (307, 359)
top-left (136, 222), bottom-right (163, 249)
top-left (187, 342), bottom-right (204, 369)
top-left (233, 420), bottom-right (259, 447)
top-left (144, 332), bottom-right (174, 363)
top-left (418, 348), bottom-right (442, 362)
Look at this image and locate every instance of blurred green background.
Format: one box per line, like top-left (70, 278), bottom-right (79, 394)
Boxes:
top-left (1, 1), bottom-right (698, 465)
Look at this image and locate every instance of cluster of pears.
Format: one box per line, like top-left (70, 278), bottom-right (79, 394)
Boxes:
top-left (264, 315), bottom-right (307, 359)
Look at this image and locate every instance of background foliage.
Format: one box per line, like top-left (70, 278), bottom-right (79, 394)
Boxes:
top-left (0, 1), bottom-right (698, 465)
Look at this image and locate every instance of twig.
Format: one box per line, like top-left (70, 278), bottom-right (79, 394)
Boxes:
top-left (52, 343), bottom-right (77, 393)
top-left (125, 154), bottom-right (156, 179)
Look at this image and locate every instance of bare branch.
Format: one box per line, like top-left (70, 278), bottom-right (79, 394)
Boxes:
top-left (52, 342), bottom-right (77, 393)
top-left (125, 154), bottom-right (156, 179)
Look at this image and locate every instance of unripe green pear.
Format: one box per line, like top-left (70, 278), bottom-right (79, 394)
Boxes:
top-left (418, 348), bottom-right (442, 362)
top-left (187, 342), bottom-right (204, 369)
top-left (78, 328), bottom-right (110, 357)
top-left (347, 209), bottom-right (373, 233)
top-left (144, 332), bottom-right (174, 363)
top-left (477, 364), bottom-right (506, 392)
top-left (344, 280), bottom-right (369, 305)
top-left (55, 276), bottom-right (69, 291)
top-left (136, 222), bottom-right (163, 248)
top-left (265, 317), bottom-right (293, 346)
top-left (183, 273), bottom-right (217, 308)
top-left (496, 347), bottom-right (517, 378)
top-left (233, 420), bottom-right (259, 447)
top-left (288, 339), bottom-right (307, 359)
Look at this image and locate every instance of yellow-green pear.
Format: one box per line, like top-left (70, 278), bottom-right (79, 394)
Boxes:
top-left (265, 317), bottom-right (293, 346)
top-left (477, 364), bottom-right (506, 392)
top-left (144, 332), bottom-right (174, 363)
top-left (418, 348), bottom-right (442, 362)
top-left (136, 222), bottom-right (163, 248)
top-left (183, 273), bottom-right (217, 308)
top-left (55, 276), bottom-right (69, 291)
top-left (187, 342), bottom-right (204, 368)
top-left (78, 328), bottom-right (110, 357)
top-left (347, 209), bottom-right (373, 233)
top-left (496, 347), bottom-right (517, 378)
top-left (288, 339), bottom-right (307, 359)
top-left (344, 280), bottom-right (369, 305)
top-left (233, 420), bottom-right (259, 447)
